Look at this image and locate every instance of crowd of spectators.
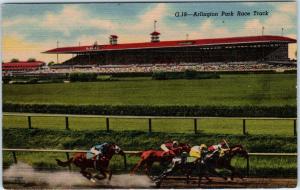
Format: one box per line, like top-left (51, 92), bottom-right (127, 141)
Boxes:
top-left (27, 61), bottom-right (297, 74)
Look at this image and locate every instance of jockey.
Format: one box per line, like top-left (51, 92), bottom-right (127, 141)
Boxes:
top-left (207, 140), bottom-right (230, 159)
top-left (207, 141), bottom-right (226, 152)
top-left (160, 140), bottom-right (179, 156)
top-left (189, 144), bottom-right (208, 163)
top-left (89, 142), bottom-right (109, 160)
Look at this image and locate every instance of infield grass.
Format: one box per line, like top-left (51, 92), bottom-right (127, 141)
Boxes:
top-left (3, 74), bottom-right (296, 106)
top-left (3, 115), bottom-right (295, 136)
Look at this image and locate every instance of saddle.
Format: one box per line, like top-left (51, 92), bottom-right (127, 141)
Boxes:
top-left (86, 152), bottom-right (95, 160)
top-left (86, 152), bottom-right (107, 161)
top-left (186, 156), bottom-right (198, 163)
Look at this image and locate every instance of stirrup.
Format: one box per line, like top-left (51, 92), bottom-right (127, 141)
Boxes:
top-left (93, 161), bottom-right (98, 170)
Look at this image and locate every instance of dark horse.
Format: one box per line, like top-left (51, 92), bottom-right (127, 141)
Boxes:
top-left (196, 144), bottom-right (249, 185)
top-left (130, 143), bottom-right (191, 175)
top-left (155, 144), bottom-right (248, 187)
top-left (55, 143), bottom-right (125, 182)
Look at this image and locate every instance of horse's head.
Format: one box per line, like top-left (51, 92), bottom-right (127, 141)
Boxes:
top-left (108, 143), bottom-right (125, 157)
top-left (230, 144), bottom-right (248, 159)
top-left (172, 143), bottom-right (191, 155)
top-left (179, 143), bottom-right (191, 153)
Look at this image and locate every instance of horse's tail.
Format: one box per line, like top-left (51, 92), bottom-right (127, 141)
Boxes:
top-left (55, 158), bottom-right (73, 167)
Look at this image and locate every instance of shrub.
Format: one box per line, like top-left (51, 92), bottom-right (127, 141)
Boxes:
top-left (184, 70), bottom-right (198, 79)
top-left (69, 73), bottom-right (97, 82)
top-left (2, 77), bottom-right (10, 84)
top-left (2, 103), bottom-right (296, 117)
top-left (27, 58), bottom-right (36, 62)
top-left (152, 72), bottom-right (167, 80)
top-left (96, 75), bottom-right (114, 81)
top-left (10, 58), bottom-right (19, 62)
top-left (27, 78), bottom-right (38, 84)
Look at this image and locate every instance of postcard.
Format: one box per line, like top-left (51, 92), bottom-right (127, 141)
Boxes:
top-left (2, 1), bottom-right (297, 189)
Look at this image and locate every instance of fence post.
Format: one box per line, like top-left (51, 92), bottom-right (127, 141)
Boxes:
top-left (123, 154), bottom-right (127, 170)
top-left (106, 118), bottom-right (110, 132)
top-left (194, 118), bottom-right (197, 134)
top-left (148, 118), bottom-right (152, 133)
top-left (65, 117), bottom-right (69, 130)
top-left (12, 151), bottom-right (17, 164)
top-left (294, 119), bottom-right (297, 136)
top-left (28, 116), bottom-right (32, 129)
top-left (65, 152), bottom-right (71, 171)
top-left (246, 156), bottom-right (250, 177)
top-left (243, 119), bottom-right (246, 135)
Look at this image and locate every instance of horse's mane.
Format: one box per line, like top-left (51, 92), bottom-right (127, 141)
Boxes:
top-left (230, 144), bottom-right (244, 149)
top-left (178, 143), bottom-right (191, 147)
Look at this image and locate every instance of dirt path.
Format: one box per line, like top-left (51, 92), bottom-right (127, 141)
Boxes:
top-left (4, 176), bottom-right (297, 189)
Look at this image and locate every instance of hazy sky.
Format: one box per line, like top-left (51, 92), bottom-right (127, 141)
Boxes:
top-left (2, 2), bottom-right (297, 63)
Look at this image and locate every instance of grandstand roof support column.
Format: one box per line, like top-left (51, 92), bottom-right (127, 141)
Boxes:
top-left (89, 53), bottom-right (91, 65)
top-left (56, 40), bottom-right (59, 64)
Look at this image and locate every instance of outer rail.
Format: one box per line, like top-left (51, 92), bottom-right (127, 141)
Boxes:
top-left (2, 148), bottom-right (297, 176)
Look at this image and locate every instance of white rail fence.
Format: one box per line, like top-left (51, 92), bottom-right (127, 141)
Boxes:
top-left (2, 148), bottom-right (297, 176)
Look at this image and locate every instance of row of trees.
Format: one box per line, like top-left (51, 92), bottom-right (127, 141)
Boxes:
top-left (7, 58), bottom-right (57, 66)
top-left (10, 58), bottom-right (37, 62)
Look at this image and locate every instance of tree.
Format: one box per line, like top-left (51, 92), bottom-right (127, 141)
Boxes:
top-left (48, 61), bottom-right (55, 66)
top-left (10, 58), bottom-right (19, 62)
top-left (27, 58), bottom-right (36, 62)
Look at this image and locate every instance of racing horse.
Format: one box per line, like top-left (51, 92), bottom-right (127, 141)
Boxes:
top-left (155, 144), bottom-right (248, 187)
top-left (130, 143), bottom-right (191, 176)
top-left (196, 144), bottom-right (249, 185)
top-left (55, 143), bottom-right (125, 182)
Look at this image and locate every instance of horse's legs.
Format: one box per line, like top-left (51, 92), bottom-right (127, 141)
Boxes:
top-left (225, 165), bottom-right (242, 180)
top-left (155, 167), bottom-right (173, 187)
top-left (130, 159), bottom-right (145, 175)
top-left (145, 161), bottom-right (154, 176)
top-left (155, 161), bottom-right (178, 186)
top-left (198, 175), bottom-right (202, 187)
top-left (207, 166), bottom-right (227, 181)
top-left (186, 173), bottom-right (190, 184)
top-left (95, 166), bottom-right (112, 181)
top-left (80, 168), bottom-right (94, 182)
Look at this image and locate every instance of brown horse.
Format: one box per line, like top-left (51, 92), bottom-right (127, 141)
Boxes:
top-left (131, 143), bottom-right (191, 175)
top-left (197, 144), bottom-right (249, 185)
top-left (153, 144), bottom-right (248, 187)
top-left (55, 143), bottom-right (125, 182)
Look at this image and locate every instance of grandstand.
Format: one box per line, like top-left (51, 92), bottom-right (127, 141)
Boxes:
top-left (2, 61), bottom-right (46, 76)
top-left (44, 33), bottom-right (296, 66)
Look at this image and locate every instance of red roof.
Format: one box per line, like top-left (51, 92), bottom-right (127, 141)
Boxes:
top-left (110, 35), bottom-right (118, 38)
top-left (150, 31), bottom-right (161, 35)
top-left (43, 35), bottom-right (297, 54)
top-left (3, 61), bottom-right (45, 68)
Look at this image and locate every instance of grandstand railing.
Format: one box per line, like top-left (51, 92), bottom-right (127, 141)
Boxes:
top-left (3, 148), bottom-right (297, 177)
top-left (3, 112), bottom-right (297, 136)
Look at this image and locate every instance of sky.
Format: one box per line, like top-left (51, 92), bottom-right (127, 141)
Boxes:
top-left (2, 2), bottom-right (297, 63)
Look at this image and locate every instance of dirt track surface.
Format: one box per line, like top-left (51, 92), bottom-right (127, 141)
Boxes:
top-left (4, 176), bottom-right (297, 189)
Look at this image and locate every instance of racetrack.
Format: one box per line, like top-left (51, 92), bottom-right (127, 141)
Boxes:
top-left (3, 162), bottom-right (297, 188)
top-left (3, 174), bottom-right (297, 189)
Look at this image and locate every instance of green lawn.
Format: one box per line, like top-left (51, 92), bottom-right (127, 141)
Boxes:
top-left (3, 115), bottom-right (295, 136)
top-left (2, 73), bottom-right (297, 178)
top-left (3, 74), bottom-right (296, 106)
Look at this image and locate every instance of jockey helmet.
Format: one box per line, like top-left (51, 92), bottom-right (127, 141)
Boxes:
top-left (200, 144), bottom-right (207, 150)
top-left (173, 141), bottom-right (179, 146)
